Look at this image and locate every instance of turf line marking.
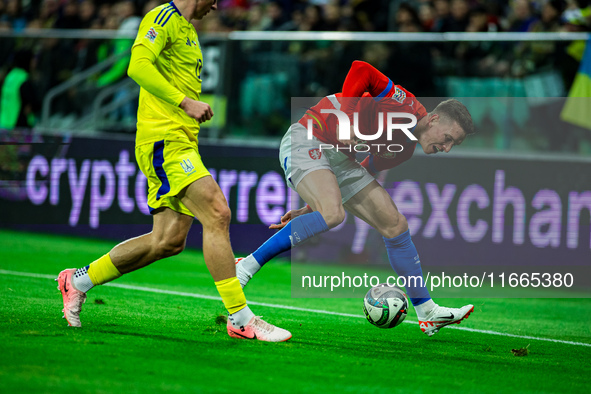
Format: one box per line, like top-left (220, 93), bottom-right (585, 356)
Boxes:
top-left (3, 269), bottom-right (590, 348)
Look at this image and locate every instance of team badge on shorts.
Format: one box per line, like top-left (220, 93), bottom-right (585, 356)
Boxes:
top-left (180, 159), bottom-right (195, 174)
top-left (145, 27), bottom-right (158, 43)
top-left (308, 148), bottom-right (322, 160)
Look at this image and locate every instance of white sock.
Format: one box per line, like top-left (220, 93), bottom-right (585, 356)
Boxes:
top-left (414, 299), bottom-right (437, 320)
top-left (235, 254), bottom-right (261, 288)
top-left (228, 305), bottom-right (254, 328)
top-left (72, 266), bottom-right (94, 293)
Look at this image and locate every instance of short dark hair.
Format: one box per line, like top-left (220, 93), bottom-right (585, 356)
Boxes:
top-left (431, 99), bottom-right (475, 135)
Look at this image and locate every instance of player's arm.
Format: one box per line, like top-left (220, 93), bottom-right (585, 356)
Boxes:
top-left (127, 46), bottom-right (213, 123)
top-left (128, 44), bottom-right (184, 106)
top-left (341, 60), bottom-right (394, 115)
top-left (128, 19), bottom-right (213, 123)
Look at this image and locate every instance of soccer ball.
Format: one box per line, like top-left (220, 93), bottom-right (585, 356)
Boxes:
top-left (363, 283), bottom-right (408, 329)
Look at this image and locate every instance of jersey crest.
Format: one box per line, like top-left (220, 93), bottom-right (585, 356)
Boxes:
top-left (180, 159), bottom-right (195, 174)
top-left (309, 148), bottom-right (322, 160)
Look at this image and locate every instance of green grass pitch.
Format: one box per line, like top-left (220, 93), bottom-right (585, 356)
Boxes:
top-left (1, 229), bottom-right (590, 393)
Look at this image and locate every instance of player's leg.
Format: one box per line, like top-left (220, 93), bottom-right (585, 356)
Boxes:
top-left (179, 175), bottom-right (291, 342)
top-left (344, 180), bottom-right (474, 336)
top-left (255, 168), bottom-right (345, 261)
top-left (295, 170), bottom-right (346, 227)
top-left (57, 138), bottom-right (198, 328)
top-left (178, 176), bottom-right (236, 281)
top-left (146, 136), bottom-right (289, 341)
top-left (109, 207), bottom-right (193, 273)
top-left (236, 124), bottom-right (343, 287)
top-left (56, 207), bottom-right (193, 327)
top-left (236, 168), bottom-right (345, 287)
top-left (344, 180), bottom-right (429, 304)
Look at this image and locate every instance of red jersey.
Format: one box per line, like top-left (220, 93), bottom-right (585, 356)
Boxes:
top-left (297, 61), bottom-right (427, 175)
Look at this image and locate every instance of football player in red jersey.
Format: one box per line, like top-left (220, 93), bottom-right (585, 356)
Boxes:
top-left (237, 61), bottom-right (476, 337)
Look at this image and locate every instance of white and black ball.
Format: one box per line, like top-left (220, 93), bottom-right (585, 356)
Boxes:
top-left (363, 283), bottom-right (408, 329)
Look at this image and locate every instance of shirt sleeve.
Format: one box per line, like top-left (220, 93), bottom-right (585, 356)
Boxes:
top-left (132, 12), bottom-right (173, 58)
top-left (341, 61), bottom-right (394, 116)
top-left (127, 44), bottom-right (185, 107)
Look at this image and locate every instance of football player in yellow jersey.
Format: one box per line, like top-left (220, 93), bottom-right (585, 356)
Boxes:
top-left (56, 0), bottom-right (291, 342)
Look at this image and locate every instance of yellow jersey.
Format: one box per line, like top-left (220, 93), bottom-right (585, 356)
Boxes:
top-left (131, 1), bottom-right (203, 146)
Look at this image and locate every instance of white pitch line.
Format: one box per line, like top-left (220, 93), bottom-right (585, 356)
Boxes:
top-left (2, 269), bottom-right (590, 348)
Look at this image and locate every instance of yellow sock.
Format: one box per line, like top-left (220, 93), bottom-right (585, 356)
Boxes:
top-left (215, 277), bottom-right (247, 314)
top-left (87, 253), bottom-right (122, 285)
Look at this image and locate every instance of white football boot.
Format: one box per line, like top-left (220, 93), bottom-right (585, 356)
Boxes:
top-left (227, 316), bottom-right (292, 342)
top-left (419, 304), bottom-right (474, 337)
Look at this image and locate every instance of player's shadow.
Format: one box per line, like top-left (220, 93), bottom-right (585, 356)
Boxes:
top-left (95, 329), bottom-right (225, 346)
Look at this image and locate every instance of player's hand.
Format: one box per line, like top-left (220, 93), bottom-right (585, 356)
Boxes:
top-left (180, 97), bottom-right (214, 124)
top-left (269, 205), bottom-right (313, 229)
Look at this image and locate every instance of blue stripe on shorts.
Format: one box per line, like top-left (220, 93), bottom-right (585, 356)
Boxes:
top-left (153, 140), bottom-right (170, 200)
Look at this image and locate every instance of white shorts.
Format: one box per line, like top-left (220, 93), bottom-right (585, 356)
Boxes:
top-left (279, 123), bottom-right (375, 204)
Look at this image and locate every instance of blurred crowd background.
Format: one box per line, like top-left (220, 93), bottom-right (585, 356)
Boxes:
top-left (2, 0), bottom-right (588, 80)
top-left (1, 0), bottom-right (591, 157)
top-left (0, 0), bottom-right (587, 36)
